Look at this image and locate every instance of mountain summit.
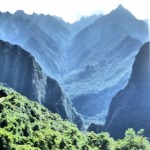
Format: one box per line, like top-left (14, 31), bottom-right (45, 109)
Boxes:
top-left (117, 4), bottom-right (125, 9)
top-left (115, 4), bottom-right (130, 12)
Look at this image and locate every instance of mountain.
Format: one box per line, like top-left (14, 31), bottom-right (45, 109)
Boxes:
top-left (0, 11), bottom-right (70, 79)
top-left (0, 40), bottom-right (83, 128)
top-left (94, 4), bottom-right (148, 42)
top-left (104, 42), bottom-right (150, 139)
top-left (54, 14), bottom-right (103, 36)
top-left (0, 11), bottom-right (103, 79)
top-left (0, 86), bottom-right (150, 149)
top-left (0, 5), bottom-right (149, 126)
top-left (62, 5), bottom-right (148, 124)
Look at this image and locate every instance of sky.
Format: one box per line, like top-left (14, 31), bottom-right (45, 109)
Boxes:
top-left (0, 0), bottom-right (149, 23)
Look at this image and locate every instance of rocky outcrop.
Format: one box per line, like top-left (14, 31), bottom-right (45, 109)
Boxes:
top-left (104, 42), bottom-right (150, 139)
top-left (0, 40), bottom-right (83, 128)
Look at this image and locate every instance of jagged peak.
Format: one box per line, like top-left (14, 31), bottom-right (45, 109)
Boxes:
top-left (114, 4), bottom-right (130, 13)
top-left (117, 4), bottom-right (125, 10)
top-left (108, 4), bottom-right (136, 20)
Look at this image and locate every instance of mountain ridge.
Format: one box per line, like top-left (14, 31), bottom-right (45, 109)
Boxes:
top-left (104, 42), bottom-right (150, 139)
top-left (0, 40), bottom-right (83, 129)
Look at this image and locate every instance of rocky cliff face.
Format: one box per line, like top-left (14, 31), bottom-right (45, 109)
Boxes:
top-left (104, 42), bottom-right (150, 139)
top-left (0, 40), bottom-right (83, 128)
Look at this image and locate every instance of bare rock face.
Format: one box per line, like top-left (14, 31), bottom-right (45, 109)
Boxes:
top-left (0, 40), bottom-right (83, 129)
top-left (104, 42), bottom-right (150, 139)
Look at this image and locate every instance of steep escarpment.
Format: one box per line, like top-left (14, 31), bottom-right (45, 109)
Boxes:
top-left (0, 40), bottom-right (83, 128)
top-left (104, 42), bottom-right (150, 139)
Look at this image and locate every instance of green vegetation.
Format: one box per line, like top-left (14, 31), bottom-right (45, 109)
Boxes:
top-left (0, 86), bottom-right (150, 150)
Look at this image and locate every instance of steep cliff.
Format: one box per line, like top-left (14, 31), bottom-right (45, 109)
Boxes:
top-left (104, 42), bottom-right (150, 139)
top-left (0, 40), bottom-right (83, 128)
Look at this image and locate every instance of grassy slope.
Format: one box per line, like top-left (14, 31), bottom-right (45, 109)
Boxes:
top-left (0, 86), bottom-right (149, 150)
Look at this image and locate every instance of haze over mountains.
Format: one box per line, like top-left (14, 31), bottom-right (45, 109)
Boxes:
top-left (0, 4), bottom-right (149, 129)
top-left (0, 10), bottom-right (70, 79)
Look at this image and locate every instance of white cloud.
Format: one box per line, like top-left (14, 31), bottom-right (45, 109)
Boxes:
top-left (0, 0), bottom-right (149, 23)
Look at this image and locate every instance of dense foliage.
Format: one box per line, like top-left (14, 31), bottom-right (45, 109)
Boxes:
top-left (0, 86), bottom-right (150, 150)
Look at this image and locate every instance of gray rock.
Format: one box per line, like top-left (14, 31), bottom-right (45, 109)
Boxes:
top-left (0, 40), bottom-right (83, 129)
top-left (104, 42), bottom-right (150, 139)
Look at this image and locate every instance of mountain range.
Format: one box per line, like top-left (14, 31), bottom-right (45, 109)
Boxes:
top-left (0, 4), bottom-right (149, 129)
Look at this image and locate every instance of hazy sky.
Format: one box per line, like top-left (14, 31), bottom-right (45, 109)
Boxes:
top-left (0, 0), bottom-right (149, 23)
